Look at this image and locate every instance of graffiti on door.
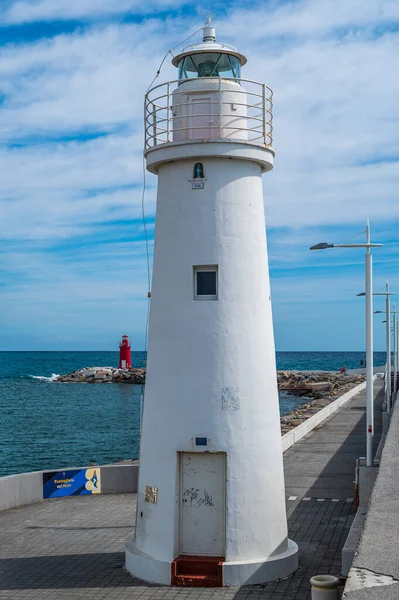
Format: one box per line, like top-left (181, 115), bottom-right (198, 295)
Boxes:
top-left (183, 487), bottom-right (214, 507)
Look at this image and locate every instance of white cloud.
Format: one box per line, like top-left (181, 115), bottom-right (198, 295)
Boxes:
top-left (0, 24), bottom-right (165, 138)
top-left (1, 0), bottom-right (186, 24)
top-left (1, 11), bottom-right (398, 232)
top-left (219, 0), bottom-right (399, 40)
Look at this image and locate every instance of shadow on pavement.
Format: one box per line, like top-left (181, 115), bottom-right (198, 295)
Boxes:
top-left (0, 552), bottom-right (154, 589)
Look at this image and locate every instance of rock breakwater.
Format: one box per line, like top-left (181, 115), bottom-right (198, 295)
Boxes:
top-left (278, 371), bottom-right (366, 434)
top-left (55, 367), bottom-right (364, 399)
top-left (55, 367), bottom-right (145, 384)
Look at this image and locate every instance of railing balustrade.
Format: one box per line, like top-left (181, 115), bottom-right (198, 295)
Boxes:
top-left (144, 77), bottom-right (273, 149)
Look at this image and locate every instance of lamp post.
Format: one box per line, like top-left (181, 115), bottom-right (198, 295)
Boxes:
top-left (388, 306), bottom-right (398, 400)
top-left (357, 282), bottom-right (395, 413)
top-left (363, 284), bottom-right (395, 412)
top-left (386, 295), bottom-right (391, 411)
top-left (386, 286), bottom-right (392, 410)
top-left (310, 219), bottom-right (382, 467)
top-left (382, 307), bottom-right (397, 402)
top-left (394, 307), bottom-right (398, 401)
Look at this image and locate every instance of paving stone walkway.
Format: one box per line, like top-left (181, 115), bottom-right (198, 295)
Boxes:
top-left (284, 380), bottom-right (384, 500)
top-left (0, 382), bottom-right (384, 600)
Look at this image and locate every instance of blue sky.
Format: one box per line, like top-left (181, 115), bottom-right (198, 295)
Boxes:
top-left (0, 0), bottom-right (398, 351)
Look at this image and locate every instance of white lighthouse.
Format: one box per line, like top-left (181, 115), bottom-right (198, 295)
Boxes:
top-left (125, 22), bottom-right (298, 587)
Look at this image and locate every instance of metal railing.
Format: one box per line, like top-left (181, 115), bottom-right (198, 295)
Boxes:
top-left (144, 77), bottom-right (273, 150)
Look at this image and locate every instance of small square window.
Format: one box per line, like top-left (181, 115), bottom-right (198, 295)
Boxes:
top-left (194, 266), bottom-right (218, 301)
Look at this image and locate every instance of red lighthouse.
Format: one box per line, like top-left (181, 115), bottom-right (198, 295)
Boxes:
top-left (119, 335), bottom-right (132, 369)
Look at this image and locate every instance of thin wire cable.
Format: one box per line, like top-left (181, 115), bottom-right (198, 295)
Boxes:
top-left (140, 24), bottom-right (205, 431)
top-left (140, 151), bottom-right (150, 434)
top-left (141, 153), bottom-right (151, 354)
top-left (145, 25), bottom-right (204, 94)
top-left (141, 23), bottom-right (205, 358)
top-left (340, 228), bottom-right (367, 244)
top-left (347, 229), bottom-right (367, 241)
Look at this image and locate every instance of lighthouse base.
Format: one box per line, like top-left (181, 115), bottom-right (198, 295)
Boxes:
top-left (222, 540), bottom-right (298, 586)
top-left (125, 540), bottom-right (171, 585)
top-left (125, 540), bottom-right (298, 587)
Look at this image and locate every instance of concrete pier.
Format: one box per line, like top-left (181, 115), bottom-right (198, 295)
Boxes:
top-left (0, 381), bottom-right (384, 599)
top-left (284, 380), bottom-right (383, 500)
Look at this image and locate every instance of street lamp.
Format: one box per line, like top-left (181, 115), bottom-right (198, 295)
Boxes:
top-left (360, 283), bottom-right (395, 412)
top-left (385, 306), bottom-right (399, 401)
top-left (394, 306), bottom-right (398, 401)
top-left (310, 219), bottom-right (382, 467)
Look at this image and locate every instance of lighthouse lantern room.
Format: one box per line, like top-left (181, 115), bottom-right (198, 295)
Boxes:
top-left (126, 22), bottom-right (298, 586)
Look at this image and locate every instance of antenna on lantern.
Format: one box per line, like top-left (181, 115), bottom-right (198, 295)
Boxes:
top-left (199, 7), bottom-right (211, 23)
top-left (201, 9), bottom-right (216, 42)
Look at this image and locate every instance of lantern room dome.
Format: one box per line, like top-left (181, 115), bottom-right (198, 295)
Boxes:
top-left (172, 25), bottom-right (247, 80)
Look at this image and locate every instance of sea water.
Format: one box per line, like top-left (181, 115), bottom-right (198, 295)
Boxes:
top-left (0, 351), bottom-right (386, 477)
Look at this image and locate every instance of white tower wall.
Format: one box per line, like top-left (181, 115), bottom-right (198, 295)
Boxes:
top-left (126, 148), bottom-right (298, 585)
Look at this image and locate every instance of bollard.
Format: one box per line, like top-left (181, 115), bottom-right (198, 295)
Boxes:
top-left (310, 575), bottom-right (339, 599)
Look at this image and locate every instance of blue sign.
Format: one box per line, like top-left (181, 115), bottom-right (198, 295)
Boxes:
top-left (43, 468), bottom-right (101, 499)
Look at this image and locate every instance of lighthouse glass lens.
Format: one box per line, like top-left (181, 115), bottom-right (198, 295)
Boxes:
top-left (178, 53), bottom-right (241, 80)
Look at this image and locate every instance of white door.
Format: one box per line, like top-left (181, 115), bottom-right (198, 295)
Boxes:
top-left (172, 93), bottom-right (218, 142)
top-left (180, 452), bottom-right (225, 557)
top-left (188, 95), bottom-right (218, 140)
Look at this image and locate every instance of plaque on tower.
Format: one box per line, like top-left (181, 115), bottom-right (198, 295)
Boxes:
top-left (144, 485), bottom-right (158, 504)
top-left (192, 180), bottom-right (204, 189)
